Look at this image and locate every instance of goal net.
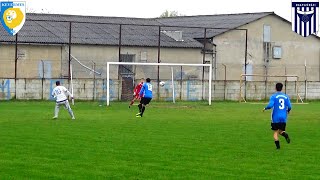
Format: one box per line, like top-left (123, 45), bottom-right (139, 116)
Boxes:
top-left (239, 74), bottom-right (303, 103)
top-left (64, 50), bottom-right (104, 104)
top-left (106, 62), bottom-right (212, 106)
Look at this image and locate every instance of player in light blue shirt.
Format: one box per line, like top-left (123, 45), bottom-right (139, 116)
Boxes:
top-left (136, 78), bottom-right (153, 117)
top-left (263, 83), bottom-right (291, 149)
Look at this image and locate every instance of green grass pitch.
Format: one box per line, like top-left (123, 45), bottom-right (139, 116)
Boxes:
top-left (0, 101), bottom-right (320, 179)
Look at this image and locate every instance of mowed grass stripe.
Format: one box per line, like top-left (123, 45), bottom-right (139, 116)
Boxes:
top-left (0, 101), bottom-right (319, 179)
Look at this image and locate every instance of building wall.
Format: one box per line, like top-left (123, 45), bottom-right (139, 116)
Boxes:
top-left (0, 44), bottom-right (16, 78)
top-left (2, 14), bottom-right (320, 83)
top-left (212, 29), bottom-right (247, 80)
top-left (0, 44), bottom-right (63, 78)
top-left (0, 44), bottom-right (203, 80)
top-left (213, 14), bottom-right (320, 81)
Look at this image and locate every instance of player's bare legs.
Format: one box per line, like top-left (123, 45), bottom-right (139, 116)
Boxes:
top-left (129, 97), bottom-right (137, 108)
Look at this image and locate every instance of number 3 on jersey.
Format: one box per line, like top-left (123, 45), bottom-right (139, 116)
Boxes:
top-left (147, 84), bottom-right (152, 91)
top-left (279, 99), bottom-right (285, 109)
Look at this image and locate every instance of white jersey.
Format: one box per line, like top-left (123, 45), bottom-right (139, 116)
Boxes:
top-left (52, 86), bottom-right (72, 102)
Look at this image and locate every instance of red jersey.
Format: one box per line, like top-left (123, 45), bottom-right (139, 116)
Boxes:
top-left (134, 82), bottom-right (143, 97)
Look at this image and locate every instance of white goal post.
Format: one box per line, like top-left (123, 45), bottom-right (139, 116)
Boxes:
top-left (106, 62), bottom-right (212, 106)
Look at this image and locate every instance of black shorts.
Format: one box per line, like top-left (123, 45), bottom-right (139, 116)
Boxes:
top-left (271, 123), bottom-right (286, 131)
top-left (140, 97), bottom-right (152, 105)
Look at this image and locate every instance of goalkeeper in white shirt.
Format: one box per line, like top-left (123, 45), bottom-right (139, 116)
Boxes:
top-left (52, 81), bottom-right (75, 120)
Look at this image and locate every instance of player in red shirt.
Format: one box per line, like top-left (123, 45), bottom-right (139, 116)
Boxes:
top-left (129, 78), bottom-right (144, 108)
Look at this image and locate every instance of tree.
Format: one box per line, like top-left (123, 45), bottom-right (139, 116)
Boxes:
top-left (159, 10), bottom-right (181, 18)
top-left (26, 7), bottom-right (51, 14)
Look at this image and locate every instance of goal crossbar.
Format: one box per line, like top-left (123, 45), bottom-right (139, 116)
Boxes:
top-left (107, 62), bottom-right (212, 106)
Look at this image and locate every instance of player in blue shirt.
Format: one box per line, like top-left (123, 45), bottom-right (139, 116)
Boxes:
top-left (263, 83), bottom-right (292, 149)
top-left (136, 78), bottom-right (153, 117)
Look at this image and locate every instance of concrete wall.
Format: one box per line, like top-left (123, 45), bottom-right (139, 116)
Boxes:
top-left (1, 78), bottom-right (320, 101)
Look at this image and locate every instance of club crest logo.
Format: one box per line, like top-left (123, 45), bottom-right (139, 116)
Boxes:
top-left (292, 1), bottom-right (319, 37)
top-left (0, 1), bottom-right (26, 36)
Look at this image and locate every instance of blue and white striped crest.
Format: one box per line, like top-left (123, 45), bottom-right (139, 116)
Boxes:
top-left (292, 0), bottom-right (319, 37)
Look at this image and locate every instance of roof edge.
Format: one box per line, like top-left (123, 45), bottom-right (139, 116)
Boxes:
top-left (154, 11), bottom-right (274, 20)
top-left (26, 12), bottom-right (155, 20)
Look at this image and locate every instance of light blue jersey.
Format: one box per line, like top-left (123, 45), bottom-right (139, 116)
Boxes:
top-left (265, 92), bottom-right (292, 123)
top-left (139, 82), bottom-right (153, 98)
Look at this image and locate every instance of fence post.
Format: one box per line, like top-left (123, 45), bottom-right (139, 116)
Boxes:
top-left (180, 66), bottom-right (182, 100)
top-left (222, 64), bottom-right (227, 100)
top-left (92, 61), bottom-right (96, 101)
top-left (14, 33), bottom-right (18, 99)
top-left (157, 26), bottom-right (161, 100)
top-left (304, 61), bottom-right (307, 101)
top-left (202, 28), bottom-right (207, 100)
top-left (41, 60), bottom-right (45, 100)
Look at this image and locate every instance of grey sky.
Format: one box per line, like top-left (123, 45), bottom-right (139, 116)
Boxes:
top-left (24, 0), bottom-right (320, 36)
top-left (25, 0), bottom-right (292, 20)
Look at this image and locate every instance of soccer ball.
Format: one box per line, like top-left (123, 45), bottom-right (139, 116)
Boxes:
top-left (159, 81), bottom-right (165, 87)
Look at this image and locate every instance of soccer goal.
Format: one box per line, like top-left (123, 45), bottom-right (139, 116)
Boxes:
top-left (239, 74), bottom-right (303, 103)
top-left (67, 51), bottom-right (103, 104)
top-left (106, 62), bottom-right (212, 106)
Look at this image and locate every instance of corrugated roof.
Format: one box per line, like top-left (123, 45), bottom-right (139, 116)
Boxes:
top-left (0, 12), bottom-right (274, 47)
top-left (156, 12), bottom-right (273, 38)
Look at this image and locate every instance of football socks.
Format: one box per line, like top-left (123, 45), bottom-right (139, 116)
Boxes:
top-left (138, 104), bottom-right (142, 112)
top-left (275, 141), bottom-right (280, 149)
top-left (141, 106), bottom-right (146, 117)
top-left (281, 132), bottom-right (290, 143)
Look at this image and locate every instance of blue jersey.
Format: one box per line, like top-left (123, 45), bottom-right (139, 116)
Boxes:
top-left (265, 92), bottom-right (292, 123)
top-left (139, 82), bottom-right (153, 98)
